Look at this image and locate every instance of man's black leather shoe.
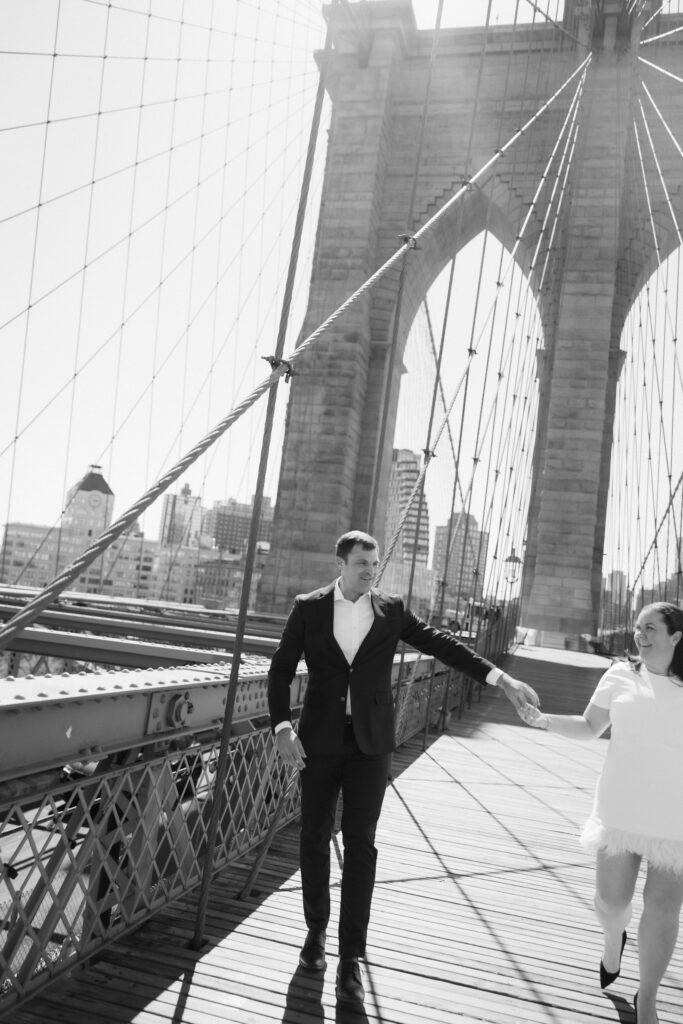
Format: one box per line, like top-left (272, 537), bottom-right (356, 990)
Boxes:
top-left (335, 958), bottom-right (364, 1004)
top-left (299, 928), bottom-right (326, 971)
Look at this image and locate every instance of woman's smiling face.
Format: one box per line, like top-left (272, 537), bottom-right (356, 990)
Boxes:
top-left (634, 606), bottom-right (682, 672)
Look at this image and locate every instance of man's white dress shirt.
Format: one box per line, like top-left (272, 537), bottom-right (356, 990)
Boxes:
top-left (274, 579), bottom-right (503, 734)
top-left (333, 578), bottom-right (374, 713)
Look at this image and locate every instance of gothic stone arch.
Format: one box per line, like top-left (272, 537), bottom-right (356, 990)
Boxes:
top-left (259, 0), bottom-right (683, 642)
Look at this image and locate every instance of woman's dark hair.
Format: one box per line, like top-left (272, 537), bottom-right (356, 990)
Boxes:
top-left (632, 602), bottom-right (683, 678)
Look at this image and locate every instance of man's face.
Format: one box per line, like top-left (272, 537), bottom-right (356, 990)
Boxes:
top-left (336, 543), bottom-right (379, 600)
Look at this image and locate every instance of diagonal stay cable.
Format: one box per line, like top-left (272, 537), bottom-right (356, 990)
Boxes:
top-left (640, 81), bottom-right (683, 396)
top-left (368, 48), bottom-right (587, 580)
top-left (371, 48), bottom-right (591, 542)
top-left (631, 469), bottom-right (683, 592)
top-left (377, 284), bottom-right (533, 585)
top-left (641, 22), bottom-right (683, 44)
top-left (191, 13), bottom-right (334, 944)
top-left (639, 54), bottom-right (683, 85)
top-left (0, 101), bottom-right (316, 463)
top-left (635, 102), bottom-right (680, 475)
top-left (0, 54), bottom-right (590, 652)
top-left (367, 0), bottom-right (446, 533)
top-left (522, 0), bottom-right (589, 48)
top-left (630, 99), bottom-right (683, 581)
top-left (643, 2), bottom-right (666, 29)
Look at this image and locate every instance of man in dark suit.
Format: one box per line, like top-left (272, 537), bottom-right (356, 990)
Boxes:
top-left (268, 530), bottom-right (538, 1006)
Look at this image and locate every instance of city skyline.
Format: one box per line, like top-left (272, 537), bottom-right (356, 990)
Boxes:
top-left (1, 448), bottom-right (487, 582)
top-left (0, 1), bottom-right (541, 562)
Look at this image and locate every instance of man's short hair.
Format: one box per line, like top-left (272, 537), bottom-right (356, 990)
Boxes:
top-left (335, 530), bottom-right (378, 562)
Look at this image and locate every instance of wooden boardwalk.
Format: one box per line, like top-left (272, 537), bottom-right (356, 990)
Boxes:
top-left (9, 649), bottom-right (683, 1023)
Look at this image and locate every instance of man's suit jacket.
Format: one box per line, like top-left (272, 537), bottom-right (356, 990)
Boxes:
top-left (267, 582), bottom-right (497, 755)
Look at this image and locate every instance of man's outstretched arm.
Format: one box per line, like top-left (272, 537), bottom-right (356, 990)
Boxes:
top-left (496, 672), bottom-right (540, 712)
top-left (399, 607), bottom-right (540, 710)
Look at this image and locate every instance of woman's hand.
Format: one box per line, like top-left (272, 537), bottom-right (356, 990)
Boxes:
top-left (518, 704), bottom-right (550, 729)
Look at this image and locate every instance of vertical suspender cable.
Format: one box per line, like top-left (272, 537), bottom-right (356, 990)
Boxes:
top-left (380, 0), bottom-right (497, 591)
top-left (1, 4), bottom-right (62, 584)
top-left (0, 48), bottom-right (589, 653)
top-left (366, 0), bottom-right (447, 533)
top-left (190, 21), bottom-right (333, 949)
top-left (440, 0), bottom-right (523, 633)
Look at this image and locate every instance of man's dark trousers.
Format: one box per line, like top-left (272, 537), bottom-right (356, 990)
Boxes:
top-left (300, 720), bottom-right (391, 959)
top-left (268, 584), bottom-right (497, 958)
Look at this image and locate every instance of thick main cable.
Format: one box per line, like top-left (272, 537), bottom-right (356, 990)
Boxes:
top-left (0, 53), bottom-right (591, 650)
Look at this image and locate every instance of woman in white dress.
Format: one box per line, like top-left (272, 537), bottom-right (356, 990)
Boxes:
top-left (521, 602), bottom-right (683, 1024)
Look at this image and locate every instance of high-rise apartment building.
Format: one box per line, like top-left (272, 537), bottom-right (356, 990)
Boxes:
top-left (384, 449), bottom-right (429, 566)
top-left (203, 496), bottom-right (273, 555)
top-left (432, 511), bottom-right (489, 608)
top-left (0, 473), bottom-right (271, 607)
top-left (61, 465), bottom-right (114, 536)
top-left (0, 465), bottom-right (117, 592)
top-left (0, 468), bottom-right (200, 601)
top-left (159, 484), bottom-right (203, 547)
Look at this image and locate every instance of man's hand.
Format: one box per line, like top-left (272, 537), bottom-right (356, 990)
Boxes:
top-left (500, 674), bottom-right (540, 713)
top-left (518, 704), bottom-right (550, 729)
top-left (275, 727), bottom-right (306, 770)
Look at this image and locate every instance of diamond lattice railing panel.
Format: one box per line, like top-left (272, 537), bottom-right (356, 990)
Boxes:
top-left (0, 672), bottom-right (458, 1011)
top-left (0, 726), bottom-right (290, 1009)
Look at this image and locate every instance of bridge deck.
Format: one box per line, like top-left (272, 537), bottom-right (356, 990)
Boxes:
top-left (9, 651), bottom-right (683, 1023)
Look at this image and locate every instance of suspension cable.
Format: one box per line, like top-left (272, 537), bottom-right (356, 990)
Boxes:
top-left (366, 0), bottom-right (446, 533)
top-left (522, 0), bottom-right (589, 47)
top-left (0, 46), bottom-right (591, 650)
top-left (639, 54), bottom-right (683, 84)
top-left (641, 22), bottom-right (683, 44)
top-left (190, 11), bottom-right (333, 949)
top-left (381, 33), bottom-right (585, 600)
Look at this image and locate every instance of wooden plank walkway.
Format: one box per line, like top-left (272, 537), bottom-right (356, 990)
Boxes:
top-left (8, 649), bottom-right (683, 1023)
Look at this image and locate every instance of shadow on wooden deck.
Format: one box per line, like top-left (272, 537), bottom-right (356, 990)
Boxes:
top-left (8, 651), bottom-right (683, 1023)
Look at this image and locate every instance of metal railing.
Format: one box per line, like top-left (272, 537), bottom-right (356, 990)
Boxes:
top-left (0, 650), bottom-right (479, 1013)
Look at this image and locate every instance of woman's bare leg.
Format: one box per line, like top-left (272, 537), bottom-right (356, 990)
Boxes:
top-left (594, 848), bottom-right (640, 973)
top-left (636, 863), bottom-right (683, 1024)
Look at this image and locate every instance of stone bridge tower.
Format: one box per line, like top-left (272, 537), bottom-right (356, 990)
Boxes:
top-left (259, 0), bottom-right (683, 641)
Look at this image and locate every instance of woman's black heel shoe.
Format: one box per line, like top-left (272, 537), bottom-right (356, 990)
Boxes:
top-left (599, 930), bottom-right (627, 989)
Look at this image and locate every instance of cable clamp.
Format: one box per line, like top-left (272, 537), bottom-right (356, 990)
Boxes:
top-left (422, 448), bottom-right (436, 460)
top-left (399, 234), bottom-right (419, 250)
top-left (0, 858), bottom-right (18, 880)
top-left (262, 355), bottom-right (295, 382)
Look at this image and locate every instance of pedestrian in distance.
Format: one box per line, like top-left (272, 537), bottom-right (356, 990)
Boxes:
top-left (268, 529), bottom-right (540, 1007)
top-left (520, 602), bottom-right (683, 1024)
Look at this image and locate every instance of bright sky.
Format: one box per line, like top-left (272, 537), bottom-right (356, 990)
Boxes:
top-left (0, 0), bottom-right (544, 551)
top-left (413, 0), bottom-right (557, 28)
top-left (4, 0), bottom-right (679, 593)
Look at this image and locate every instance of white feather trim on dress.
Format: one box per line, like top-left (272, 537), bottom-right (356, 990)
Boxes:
top-left (581, 818), bottom-right (683, 874)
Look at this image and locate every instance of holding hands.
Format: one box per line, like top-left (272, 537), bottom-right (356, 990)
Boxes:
top-left (499, 673), bottom-right (540, 714)
top-left (497, 673), bottom-right (550, 729)
top-left (517, 703), bottom-right (550, 729)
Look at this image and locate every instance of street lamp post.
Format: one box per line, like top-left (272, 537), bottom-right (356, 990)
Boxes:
top-left (502, 547), bottom-right (522, 648)
top-left (504, 546), bottom-right (522, 587)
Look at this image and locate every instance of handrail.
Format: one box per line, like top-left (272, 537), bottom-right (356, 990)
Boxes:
top-left (0, 648), bottom-right (487, 1012)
